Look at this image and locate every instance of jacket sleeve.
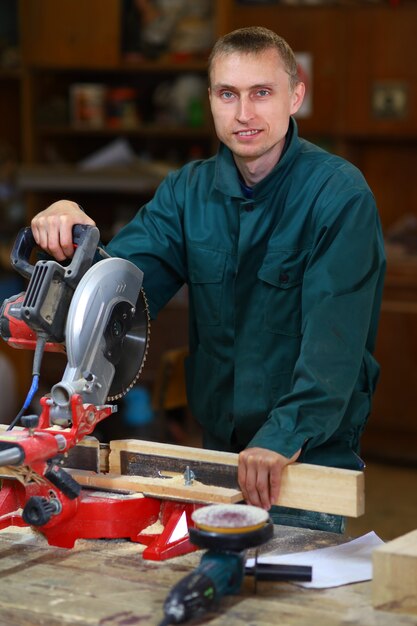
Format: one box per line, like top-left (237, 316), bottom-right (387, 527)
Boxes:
top-left (105, 170), bottom-right (187, 319)
top-left (248, 176), bottom-right (386, 459)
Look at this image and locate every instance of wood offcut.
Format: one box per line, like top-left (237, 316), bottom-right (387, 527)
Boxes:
top-left (372, 529), bottom-right (417, 615)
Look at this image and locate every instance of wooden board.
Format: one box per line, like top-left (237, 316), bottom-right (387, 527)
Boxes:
top-left (109, 439), bottom-right (365, 517)
top-left (67, 468), bottom-right (242, 504)
top-left (0, 432), bottom-right (364, 515)
top-left (117, 449), bottom-right (238, 488)
top-left (372, 529), bottom-right (417, 614)
top-left (62, 437), bottom-right (101, 473)
top-left (63, 438), bottom-right (110, 474)
top-left (109, 439), bottom-right (239, 471)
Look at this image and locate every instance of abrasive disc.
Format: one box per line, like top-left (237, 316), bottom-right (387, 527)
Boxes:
top-left (191, 504), bottom-right (269, 534)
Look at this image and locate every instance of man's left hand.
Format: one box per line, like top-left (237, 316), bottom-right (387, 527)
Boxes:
top-left (238, 447), bottom-right (301, 510)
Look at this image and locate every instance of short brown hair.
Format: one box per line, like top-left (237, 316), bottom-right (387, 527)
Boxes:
top-left (208, 26), bottom-right (299, 90)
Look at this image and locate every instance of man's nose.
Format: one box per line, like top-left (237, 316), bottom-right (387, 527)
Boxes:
top-left (236, 96), bottom-right (255, 123)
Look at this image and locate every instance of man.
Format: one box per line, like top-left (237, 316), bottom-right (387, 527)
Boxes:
top-left (31, 27), bottom-right (385, 532)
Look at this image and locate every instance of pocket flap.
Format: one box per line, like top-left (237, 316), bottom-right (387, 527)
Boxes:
top-left (258, 251), bottom-right (307, 289)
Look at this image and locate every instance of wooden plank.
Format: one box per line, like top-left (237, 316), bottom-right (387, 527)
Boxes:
top-left (109, 439), bottom-right (364, 517)
top-left (109, 439), bottom-right (238, 472)
top-left (67, 469), bottom-right (242, 504)
top-left (118, 450), bottom-right (238, 489)
top-left (278, 463), bottom-right (364, 518)
top-left (62, 437), bottom-right (101, 473)
top-left (372, 529), bottom-right (417, 614)
top-left (99, 443), bottom-right (110, 473)
top-left (0, 432), bottom-right (364, 515)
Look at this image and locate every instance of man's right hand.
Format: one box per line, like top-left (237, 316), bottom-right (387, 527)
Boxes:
top-left (31, 200), bottom-right (96, 261)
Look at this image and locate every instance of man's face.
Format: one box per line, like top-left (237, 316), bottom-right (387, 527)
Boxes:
top-left (209, 48), bottom-right (304, 172)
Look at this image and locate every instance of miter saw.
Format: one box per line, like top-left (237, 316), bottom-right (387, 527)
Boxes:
top-left (0, 224), bottom-right (181, 550)
top-left (0, 224), bottom-right (149, 408)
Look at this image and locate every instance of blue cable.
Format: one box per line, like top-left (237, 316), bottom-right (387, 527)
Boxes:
top-left (24, 374), bottom-right (39, 410)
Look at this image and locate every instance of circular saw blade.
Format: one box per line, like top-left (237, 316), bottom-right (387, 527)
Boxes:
top-left (107, 288), bottom-right (150, 401)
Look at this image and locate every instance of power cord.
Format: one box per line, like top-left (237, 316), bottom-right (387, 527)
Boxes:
top-left (7, 335), bottom-right (46, 431)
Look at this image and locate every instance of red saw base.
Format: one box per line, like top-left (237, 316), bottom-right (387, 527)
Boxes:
top-left (0, 480), bottom-right (202, 561)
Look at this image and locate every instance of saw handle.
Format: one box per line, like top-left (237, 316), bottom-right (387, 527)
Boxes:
top-left (10, 224), bottom-right (100, 284)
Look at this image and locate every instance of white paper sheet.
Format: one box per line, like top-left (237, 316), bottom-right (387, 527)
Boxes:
top-left (246, 531), bottom-right (384, 589)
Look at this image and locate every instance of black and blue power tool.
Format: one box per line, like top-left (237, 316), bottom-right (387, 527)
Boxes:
top-left (159, 504), bottom-right (312, 625)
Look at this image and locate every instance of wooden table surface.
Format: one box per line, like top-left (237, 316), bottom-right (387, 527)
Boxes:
top-left (0, 525), bottom-right (416, 626)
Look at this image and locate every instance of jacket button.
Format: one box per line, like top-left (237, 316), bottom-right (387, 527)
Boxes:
top-left (245, 203), bottom-right (254, 212)
top-left (279, 273), bottom-right (289, 283)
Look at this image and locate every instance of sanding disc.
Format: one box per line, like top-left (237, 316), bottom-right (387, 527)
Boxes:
top-left (191, 504), bottom-right (269, 534)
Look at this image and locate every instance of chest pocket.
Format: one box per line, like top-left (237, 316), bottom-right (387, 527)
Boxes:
top-left (257, 250), bottom-right (309, 336)
top-left (188, 247), bottom-right (226, 326)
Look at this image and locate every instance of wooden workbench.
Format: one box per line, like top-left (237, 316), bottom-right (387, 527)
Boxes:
top-left (0, 525), bottom-right (415, 626)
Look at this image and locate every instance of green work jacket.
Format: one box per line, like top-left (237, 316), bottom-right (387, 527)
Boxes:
top-left (107, 118), bottom-right (386, 470)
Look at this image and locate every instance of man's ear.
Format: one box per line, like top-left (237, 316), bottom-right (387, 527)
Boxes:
top-left (290, 82), bottom-right (306, 116)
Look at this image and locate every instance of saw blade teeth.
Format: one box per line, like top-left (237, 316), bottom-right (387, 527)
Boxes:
top-left (106, 287), bottom-right (151, 402)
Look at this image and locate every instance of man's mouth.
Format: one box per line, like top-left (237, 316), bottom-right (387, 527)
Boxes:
top-left (235, 129), bottom-right (261, 137)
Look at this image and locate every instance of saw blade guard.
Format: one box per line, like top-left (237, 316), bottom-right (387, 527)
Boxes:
top-left (50, 257), bottom-right (148, 420)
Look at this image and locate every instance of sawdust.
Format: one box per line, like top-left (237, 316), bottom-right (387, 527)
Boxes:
top-left (141, 519), bottom-right (164, 535)
top-left (0, 525), bottom-right (148, 553)
top-left (0, 525), bottom-right (49, 546)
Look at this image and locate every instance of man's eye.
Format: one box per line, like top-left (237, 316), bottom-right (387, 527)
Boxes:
top-left (221, 91), bottom-right (235, 100)
top-left (256, 89), bottom-right (270, 97)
